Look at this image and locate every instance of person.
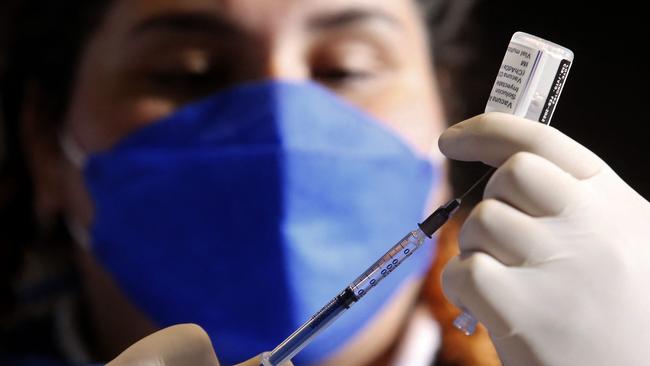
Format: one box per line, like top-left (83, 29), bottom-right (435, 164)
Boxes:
top-left (1, 1), bottom-right (648, 366)
top-left (0, 1), bottom-right (497, 365)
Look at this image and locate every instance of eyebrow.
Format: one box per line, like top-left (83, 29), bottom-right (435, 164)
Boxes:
top-left (307, 8), bottom-right (402, 31)
top-left (130, 7), bottom-right (401, 38)
top-left (131, 11), bottom-right (242, 37)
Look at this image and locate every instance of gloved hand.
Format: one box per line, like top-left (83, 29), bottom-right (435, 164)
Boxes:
top-left (440, 112), bottom-right (650, 366)
top-left (108, 323), bottom-right (293, 366)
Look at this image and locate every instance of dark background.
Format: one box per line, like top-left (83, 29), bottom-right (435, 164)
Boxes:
top-left (444, 1), bottom-right (648, 205)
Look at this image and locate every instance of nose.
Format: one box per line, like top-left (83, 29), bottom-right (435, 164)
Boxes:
top-left (263, 42), bottom-right (310, 81)
top-left (232, 36), bottom-right (309, 84)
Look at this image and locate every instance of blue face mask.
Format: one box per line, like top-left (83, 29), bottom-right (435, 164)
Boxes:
top-left (70, 81), bottom-right (440, 364)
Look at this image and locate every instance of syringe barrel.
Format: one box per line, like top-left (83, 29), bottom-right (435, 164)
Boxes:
top-left (264, 288), bottom-right (356, 366)
top-left (261, 226), bottom-right (435, 365)
top-left (349, 229), bottom-right (428, 300)
top-left (260, 228), bottom-right (429, 366)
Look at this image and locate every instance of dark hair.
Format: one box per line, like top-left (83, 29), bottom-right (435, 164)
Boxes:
top-left (0, 0), bottom-right (110, 331)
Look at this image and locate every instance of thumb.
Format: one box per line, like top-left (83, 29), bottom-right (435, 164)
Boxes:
top-left (107, 324), bottom-right (220, 366)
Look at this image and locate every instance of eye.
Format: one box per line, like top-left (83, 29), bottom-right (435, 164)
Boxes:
top-left (149, 69), bottom-right (216, 88)
top-left (311, 66), bottom-right (374, 85)
top-left (145, 65), bottom-right (231, 99)
top-left (141, 48), bottom-right (233, 97)
top-left (309, 41), bottom-right (389, 89)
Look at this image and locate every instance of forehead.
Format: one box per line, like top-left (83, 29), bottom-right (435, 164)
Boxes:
top-left (102, 0), bottom-right (421, 35)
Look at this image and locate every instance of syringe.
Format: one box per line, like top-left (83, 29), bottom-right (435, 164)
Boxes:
top-left (259, 199), bottom-right (459, 366)
top-left (259, 168), bottom-right (495, 366)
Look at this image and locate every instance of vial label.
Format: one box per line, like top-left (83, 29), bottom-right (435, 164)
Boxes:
top-left (486, 42), bottom-right (540, 114)
top-left (538, 59), bottom-right (571, 124)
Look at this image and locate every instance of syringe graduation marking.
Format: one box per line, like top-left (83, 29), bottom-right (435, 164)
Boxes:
top-left (351, 232), bottom-right (420, 298)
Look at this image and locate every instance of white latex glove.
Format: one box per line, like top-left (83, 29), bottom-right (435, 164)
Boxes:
top-left (108, 323), bottom-right (292, 366)
top-left (440, 112), bottom-right (650, 366)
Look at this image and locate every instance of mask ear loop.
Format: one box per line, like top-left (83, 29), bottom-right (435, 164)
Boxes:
top-left (58, 131), bottom-right (91, 250)
top-left (65, 215), bottom-right (91, 251)
top-left (59, 131), bottom-right (87, 169)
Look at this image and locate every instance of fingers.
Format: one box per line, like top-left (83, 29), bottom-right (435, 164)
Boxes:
top-left (442, 253), bottom-right (519, 337)
top-left (106, 324), bottom-right (293, 366)
top-left (235, 356), bottom-right (262, 366)
top-left (439, 112), bottom-right (603, 180)
top-left (107, 324), bottom-right (220, 366)
top-left (484, 151), bottom-right (581, 217)
top-left (237, 355), bottom-right (294, 366)
top-left (459, 199), bottom-right (555, 266)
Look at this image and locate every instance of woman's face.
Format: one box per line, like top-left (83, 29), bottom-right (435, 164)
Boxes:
top-left (29, 0), bottom-right (447, 363)
top-left (59, 0), bottom-right (446, 226)
top-left (66, 0), bottom-right (443, 154)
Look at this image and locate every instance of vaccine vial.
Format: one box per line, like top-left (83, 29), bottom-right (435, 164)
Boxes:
top-left (485, 31), bottom-right (574, 124)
